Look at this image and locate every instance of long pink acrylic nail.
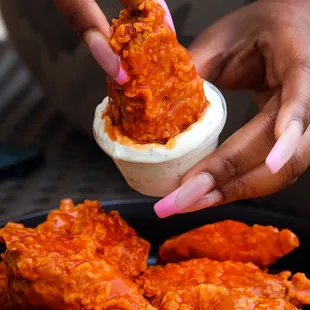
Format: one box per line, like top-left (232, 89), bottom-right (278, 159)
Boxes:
top-left (84, 31), bottom-right (130, 85)
top-left (115, 60), bottom-right (130, 84)
top-left (178, 190), bottom-right (223, 214)
top-left (154, 173), bottom-right (215, 218)
top-left (157, 0), bottom-right (175, 32)
top-left (266, 120), bottom-right (303, 174)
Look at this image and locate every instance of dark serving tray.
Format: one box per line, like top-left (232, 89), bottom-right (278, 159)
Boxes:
top-left (1, 198), bottom-right (310, 309)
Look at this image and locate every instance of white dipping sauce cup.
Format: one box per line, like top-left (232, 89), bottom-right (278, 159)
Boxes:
top-left (93, 81), bottom-right (227, 197)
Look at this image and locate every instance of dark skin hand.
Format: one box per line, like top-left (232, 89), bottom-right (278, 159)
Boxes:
top-left (154, 0), bottom-right (310, 216)
top-left (53, 0), bottom-right (172, 84)
top-left (54, 0), bottom-right (310, 215)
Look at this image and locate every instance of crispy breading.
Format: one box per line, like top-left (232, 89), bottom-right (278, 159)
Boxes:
top-left (157, 284), bottom-right (298, 310)
top-left (159, 220), bottom-right (299, 267)
top-left (38, 199), bottom-right (150, 278)
top-left (136, 258), bottom-right (310, 307)
top-left (0, 223), bottom-right (154, 310)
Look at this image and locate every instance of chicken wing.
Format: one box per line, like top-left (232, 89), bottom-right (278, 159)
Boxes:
top-left (158, 284), bottom-right (298, 310)
top-left (0, 262), bottom-right (16, 309)
top-left (38, 199), bottom-right (150, 278)
top-left (108, 0), bottom-right (207, 144)
top-left (0, 222), bottom-right (155, 310)
top-left (0, 262), bottom-right (8, 303)
top-left (159, 220), bottom-right (299, 267)
top-left (136, 258), bottom-right (310, 307)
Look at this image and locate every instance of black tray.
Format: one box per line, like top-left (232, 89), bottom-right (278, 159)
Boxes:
top-left (1, 199), bottom-right (310, 309)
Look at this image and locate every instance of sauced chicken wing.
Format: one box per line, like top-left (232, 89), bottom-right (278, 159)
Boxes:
top-left (0, 262), bottom-right (19, 309)
top-left (107, 0), bottom-right (207, 143)
top-left (0, 262), bottom-right (8, 305)
top-left (0, 199), bottom-right (308, 309)
top-left (136, 258), bottom-right (310, 307)
top-left (0, 223), bottom-right (155, 310)
top-left (38, 199), bottom-right (150, 278)
top-left (157, 284), bottom-right (298, 310)
top-left (159, 220), bottom-right (299, 267)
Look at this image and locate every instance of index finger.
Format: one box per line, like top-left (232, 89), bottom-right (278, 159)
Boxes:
top-left (53, 0), bottom-right (111, 38)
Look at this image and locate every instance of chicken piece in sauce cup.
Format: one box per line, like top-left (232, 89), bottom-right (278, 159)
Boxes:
top-left (93, 0), bottom-right (227, 197)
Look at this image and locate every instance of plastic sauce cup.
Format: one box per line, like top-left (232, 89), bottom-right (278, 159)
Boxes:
top-left (93, 81), bottom-right (227, 197)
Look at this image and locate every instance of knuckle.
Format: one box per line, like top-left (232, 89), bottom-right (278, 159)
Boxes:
top-left (267, 110), bottom-right (279, 123)
top-left (291, 153), bottom-right (308, 178)
top-left (280, 152), bottom-right (307, 181)
top-left (67, 0), bottom-right (96, 25)
top-left (261, 111), bottom-right (278, 148)
top-left (299, 95), bottom-right (310, 129)
top-left (226, 177), bottom-right (249, 202)
top-left (219, 150), bottom-right (245, 179)
top-left (295, 58), bottom-right (310, 74)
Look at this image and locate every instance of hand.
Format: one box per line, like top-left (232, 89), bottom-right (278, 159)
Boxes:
top-left (54, 0), bottom-right (174, 84)
top-left (154, 0), bottom-right (310, 218)
top-left (53, 0), bottom-right (123, 82)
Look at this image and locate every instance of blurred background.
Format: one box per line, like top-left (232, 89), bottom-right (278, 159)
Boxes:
top-left (0, 0), bottom-right (308, 221)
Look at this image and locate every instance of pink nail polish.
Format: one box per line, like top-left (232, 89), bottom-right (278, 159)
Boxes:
top-left (154, 188), bottom-right (180, 219)
top-left (84, 31), bottom-right (129, 84)
top-left (178, 190), bottom-right (223, 214)
top-left (154, 173), bottom-right (215, 218)
top-left (266, 120), bottom-right (303, 174)
top-left (157, 0), bottom-right (175, 32)
top-left (114, 60), bottom-right (131, 84)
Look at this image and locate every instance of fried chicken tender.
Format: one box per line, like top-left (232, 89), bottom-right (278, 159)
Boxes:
top-left (0, 223), bottom-right (155, 310)
top-left (158, 284), bottom-right (298, 310)
top-left (38, 199), bottom-right (150, 278)
top-left (0, 262), bottom-right (8, 304)
top-left (107, 0), bottom-right (207, 143)
top-left (159, 220), bottom-right (299, 267)
top-left (136, 258), bottom-right (310, 307)
top-left (0, 262), bottom-right (18, 309)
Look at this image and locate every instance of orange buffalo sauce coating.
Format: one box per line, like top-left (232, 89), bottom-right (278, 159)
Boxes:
top-left (0, 200), bottom-right (154, 310)
top-left (136, 258), bottom-right (310, 307)
top-left (0, 224), bottom-right (154, 310)
top-left (107, 0), bottom-right (207, 144)
top-left (159, 220), bottom-right (300, 267)
top-left (37, 199), bottom-right (150, 278)
top-left (0, 262), bottom-right (15, 309)
top-left (158, 284), bottom-right (298, 310)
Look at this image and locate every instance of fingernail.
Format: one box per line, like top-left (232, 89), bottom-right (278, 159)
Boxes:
top-left (266, 120), bottom-right (303, 174)
top-left (114, 61), bottom-right (130, 84)
top-left (84, 30), bottom-right (129, 83)
top-left (178, 190), bottom-right (223, 214)
top-left (154, 173), bottom-right (215, 218)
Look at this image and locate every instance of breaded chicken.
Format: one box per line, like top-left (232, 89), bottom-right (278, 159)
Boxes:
top-left (136, 258), bottom-right (310, 307)
top-left (38, 199), bottom-right (150, 278)
top-left (0, 223), bottom-right (155, 310)
top-left (159, 220), bottom-right (299, 267)
top-left (107, 0), bottom-right (207, 143)
top-left (157, 284), bottom-right (298, 310)
top-left (0, 262), bottom-right (19, 309)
